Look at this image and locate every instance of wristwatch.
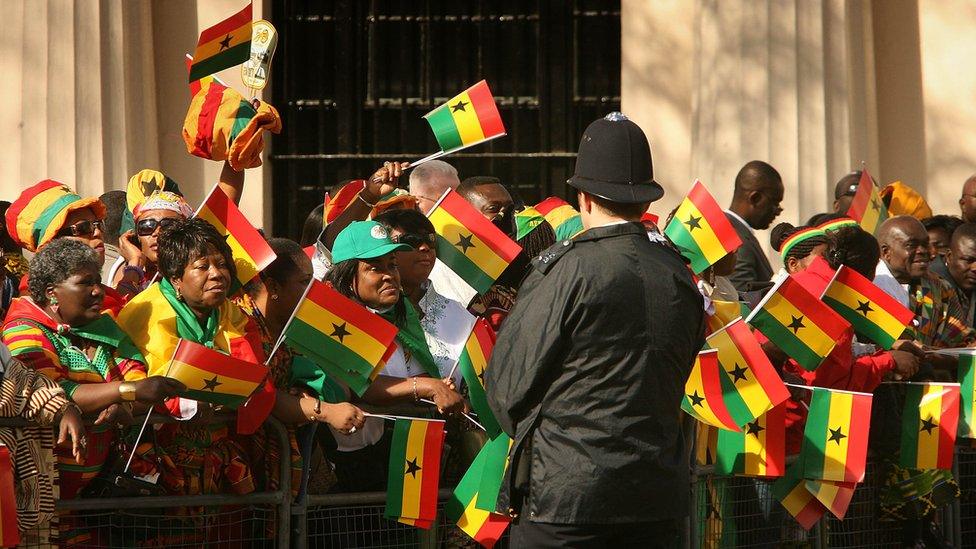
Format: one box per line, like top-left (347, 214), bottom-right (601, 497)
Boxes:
top-left (118, 381), bottom-right (138, 401)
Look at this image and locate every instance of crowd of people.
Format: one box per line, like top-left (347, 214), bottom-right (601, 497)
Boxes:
top-left (0, 108), bottom-right (974, 547)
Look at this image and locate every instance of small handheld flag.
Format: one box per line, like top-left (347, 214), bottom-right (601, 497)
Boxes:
top-left (474, 433), bottom-right (513, 513)
top-left (427, 190), bottom-right (522, 294)
top-left (746, 272), bottom-right (850, 371)
top-left (282, 280), bottom-right (399, 396)
top-left (534, 197), bottom-right (584, 241)
top-left (799, 387), bottom-right (872, 483)
top-left (166, 339), bottom-right (268, 408)
top-left (681, 350), bottom-right (741, 431)
top-left (195, 185), bottom-right (276, 289)
top-left (716, 402), bottom-right (786, 477)
top-left (821, 264), bottom-right (914, 349)
top-left (804, 479), bottom-right (856, 520)
top-left (957, 351), bottom-right (976, 438)
top-left (385, 418), bottom-right (446, 529)
top-left (899, 382), bottom-right (960, 470)
top-left (446, 434), bottom-right (512, 547)
top-left (845, 169), bottom-right (889, 235)
top-left (457, 319), bottom-right (502, 437)
top-left (189, 2), bottom-right (253, 82)
top-left (424, 80), bottom-right (505, 154)
top-left (664, 180), bottom-right (743, 273)
top-left (185, 54), bottom-right (228, 98)
top-left (772, 464), bottom-right (828, 530)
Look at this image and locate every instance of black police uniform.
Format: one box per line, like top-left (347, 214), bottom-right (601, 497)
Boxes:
top-left (485, 113), bottom-right (706, 548)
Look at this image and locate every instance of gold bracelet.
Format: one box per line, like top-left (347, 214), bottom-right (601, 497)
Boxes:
top-left (412, 377), bottom-right (419, 402)
top-left (118, 381), bottom-right (138, 401)
top-left (357, 192), bottom-right (377, 208)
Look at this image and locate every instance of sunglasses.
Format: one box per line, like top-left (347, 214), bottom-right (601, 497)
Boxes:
top-left (136, 217), bottom-right (179, 237)
top-left (392, 232), bottom-right (436, 249)
top-left (58, 219), bottom-right (103, 237)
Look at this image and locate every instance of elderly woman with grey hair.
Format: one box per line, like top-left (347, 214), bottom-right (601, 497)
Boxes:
top-left (1, 238), bottom-right (183, 500)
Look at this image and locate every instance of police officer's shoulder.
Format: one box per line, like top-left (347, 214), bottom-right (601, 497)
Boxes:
top-left (530, 239), bottom-right (576, 274)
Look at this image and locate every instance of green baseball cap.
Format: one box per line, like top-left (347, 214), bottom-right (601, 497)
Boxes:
top-left (332, 220), bottom-right (413, 264)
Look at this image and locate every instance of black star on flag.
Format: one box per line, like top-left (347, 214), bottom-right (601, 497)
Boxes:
top-left (746, 420), bottom-right (765, 436)
top-left (687, 391), bottom-right (705, 408)
top-left (330, 322), bottom-right (351, 344)
top-left (451, 100), bottom-right (468, 113)
top-left (405, 457), bottom-right (422, 478)
top-left (218, 34), bottom-right (233, 51)
top-left (455, 234), bottom-right (475, 254)
top-left (202, 375), bottom-right (222, 392)
top-left (787, 315), bottom-right (805, 334)
top-left (727, 364), bottom-right (748, 383)
top-left (855, 300), bottom-right (874, 316)
top-left (920, 416), bottom-right (938, 435)
top-left (828, 426), bottom-right (847, 444)
top-left (684, 215), bottom-right (702, 231)
top-left (870, 197), bottom-right (881, 211)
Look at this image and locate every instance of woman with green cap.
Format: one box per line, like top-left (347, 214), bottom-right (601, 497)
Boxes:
top-left (321, 219), bottom-right (466, 491)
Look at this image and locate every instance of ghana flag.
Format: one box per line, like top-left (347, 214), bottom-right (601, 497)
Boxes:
top-left (474, 433), bottom-right (513, 513)
top-left (535, 197), bottom-right (584, 241)
top-left (706, 318), bottom-right (790, 423)
top-left (385, 418), bottom-right (446, 529)
top-left (799, 387), bottom-right (872, 483)
top-left (283, 280), bottom-right (399, 396)
top-left (457, 319), bottom-right (502, 437)
top-left (424, 80), bottom-right (505, 153)
top-left (446, 435), bottom-right (512, 548)
top-left (427, 189), bottom-right (522, 294)
top-left (664, 180), bottom-right (742, 273)
top-left (804, 479), bottom-right (856, 520)
top-left (681, 350), bottom-right (741, 431)
top-left (822, 264), bottom-right (913, 349)
top-left (746, 272), bottom-right (850, 371)
top-left (956, 351), bottom-right (976, 438)
top-left (514, 206), bottom-right (544, 240)
top-left (772, 463), bottom-right (827, 531)
top-left (165, 339), bottom-right (267, 408)
top-left (845, 169), bottom-right (888, 235)
top-left (185, 53), bottom-right (228, 98)
top-left (323, 180), bottom-right (366, 225)
top-left (188, 2), bottom-right (252, 82)
top-left (899, 382), bottom-right (960, 470)
top-left (716, 402), bottom-right (786, 477)
top-left (196, 184), bottom-right (276, 289)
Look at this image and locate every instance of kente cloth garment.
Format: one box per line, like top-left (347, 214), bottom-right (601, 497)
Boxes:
top-left (907, 271), bottom-right (976, 348)
top-left (0, 347), bottom-right (69, 533)
top-left (879, 464), bottom-right (958, 521)
top-left (1, 298), bottom-right (147, 499)
top-left (3, 253), bottom-right (29, 279)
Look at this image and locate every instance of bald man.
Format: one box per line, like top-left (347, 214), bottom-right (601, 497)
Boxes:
top-left (960, 175), bottom-right (976, 223)
top-left (877, 216), bottom-right (975, 349)
top-left (408, 160), bottom-right (460, 214)
top-left (724, 160), bottom-right (784, 292)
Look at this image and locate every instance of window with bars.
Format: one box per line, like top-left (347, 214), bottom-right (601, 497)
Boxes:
top-left (271, 0), bottom-right (620, 239)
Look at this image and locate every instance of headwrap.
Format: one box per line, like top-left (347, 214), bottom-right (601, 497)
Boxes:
top-left (122, 169), bottom-right (183, 234)
top-left (880, 181), bottom-right (932, 220)
top-left (373, 188), bottom-right (418, 216)
top-left (778, 226), bottom-right (826, 260)
top-left (133, 191), bottom-right (194, 220)
top-left (5, 180), bottom-right (107, 252)
top-left (182, 80), bottom-right (282, 171)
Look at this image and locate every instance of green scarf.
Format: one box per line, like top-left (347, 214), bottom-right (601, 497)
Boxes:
top-left (289, 355), bottom-right (346, 404)
top-left (73, 314), bottom-right (146, 363)
top-left (381, 299), bottom-right (439, 378)
top-left (159, 278), bottom-right (220, 347)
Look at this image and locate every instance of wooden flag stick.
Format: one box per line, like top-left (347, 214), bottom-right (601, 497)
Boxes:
top-left (418, 399), bottom-right (486, 432)
top-left (363, 412), bottom-right (446, 423)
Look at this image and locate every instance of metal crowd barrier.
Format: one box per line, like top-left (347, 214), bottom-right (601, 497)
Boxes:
top-left (17, 412), bottom-right (976, 548)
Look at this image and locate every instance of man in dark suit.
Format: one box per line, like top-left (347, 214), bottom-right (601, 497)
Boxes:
top-left (725, 160), bottom-right (784, 292)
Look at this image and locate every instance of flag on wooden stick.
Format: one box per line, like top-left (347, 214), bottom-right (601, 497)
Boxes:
top-left (166, 339), bottom-right (268, 408)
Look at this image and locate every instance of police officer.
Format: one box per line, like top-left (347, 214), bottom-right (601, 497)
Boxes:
top-left (486, 113), bottom-right (705, 548)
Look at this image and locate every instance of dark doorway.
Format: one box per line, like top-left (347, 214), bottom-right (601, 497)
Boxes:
top-left (270, 0), bottom-right (620, 239)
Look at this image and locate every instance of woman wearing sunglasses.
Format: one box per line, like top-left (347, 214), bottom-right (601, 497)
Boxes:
top-left (110, 191), bottom-right (194, 297)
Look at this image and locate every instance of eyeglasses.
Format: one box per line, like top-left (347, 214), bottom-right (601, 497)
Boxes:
top-left (58, 219), bottom-right (103, 237)
top-left (392, 232), bottom-right (436, 249)
top-left (136, 217), bottom-right (179, 237)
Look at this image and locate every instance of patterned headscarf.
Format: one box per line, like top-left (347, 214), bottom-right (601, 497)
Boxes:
top-left (133, 191), bottom-right (194, 220)
top-left (5, 180), bottom-right (107, 252)
top-left (122, 170), bottom-right (183, 233)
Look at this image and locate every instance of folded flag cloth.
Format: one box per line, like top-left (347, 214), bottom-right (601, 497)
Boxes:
top-left (183, 80), bottom-right (282, 171)
top-left (6, 180), bottom-right (107, 252)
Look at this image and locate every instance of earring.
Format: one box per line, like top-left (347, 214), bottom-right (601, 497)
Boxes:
top-left (50, 296), bottom-right (58, 306)
top-left (271, 294), bottom-right (279, 301)
top-left (175, 288), bottom-right (183, 301)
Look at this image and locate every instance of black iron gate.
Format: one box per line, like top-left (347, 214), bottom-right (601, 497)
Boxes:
top-left (270, 0), bottom-right (620, 239)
